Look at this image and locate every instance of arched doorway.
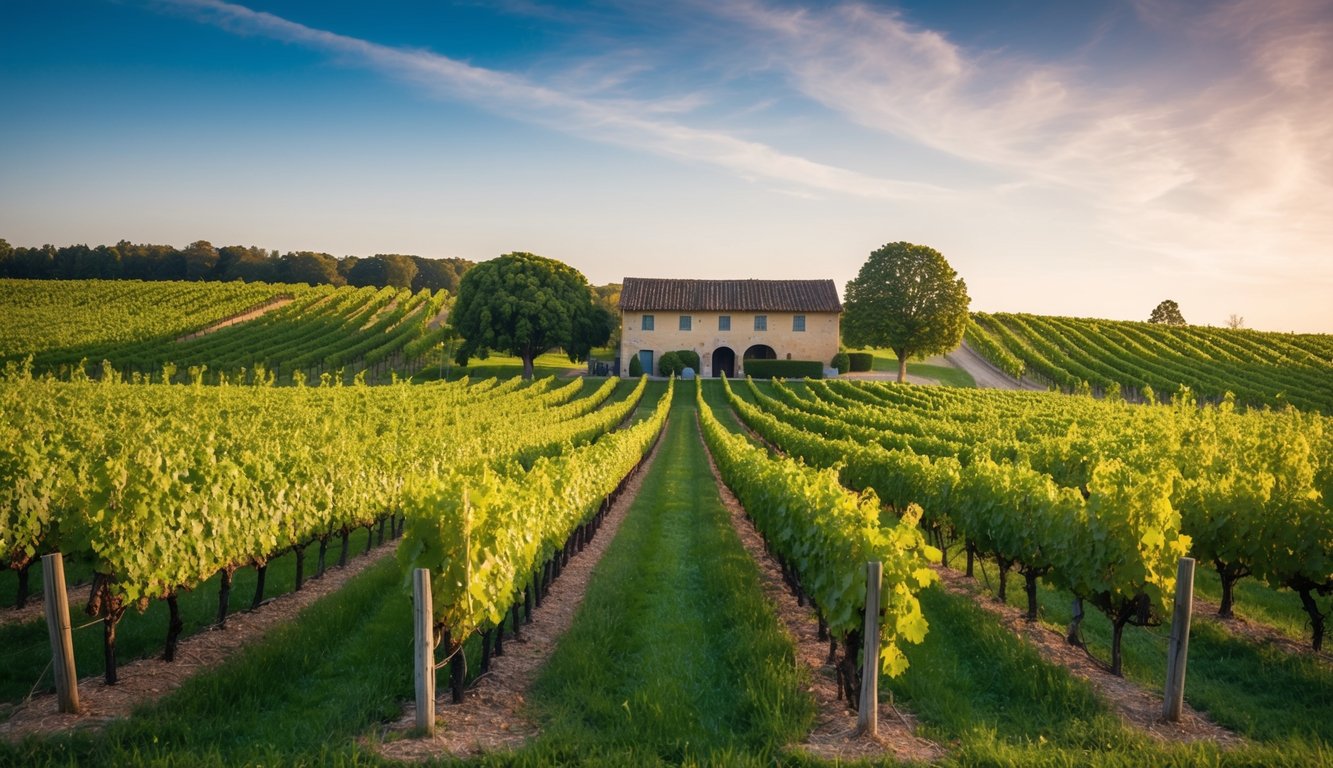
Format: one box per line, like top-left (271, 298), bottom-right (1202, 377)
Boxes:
top-left (712, 346), bottom-right (736, 378)
top-left (743, 344), bottom-right (776, 361)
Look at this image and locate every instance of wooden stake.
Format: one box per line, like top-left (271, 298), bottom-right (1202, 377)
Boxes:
top-left (413, 568), bottom-right (435, 735)
top-left (1163, 557), bottom-right (1195, 722)
top-left (858, 561), bottom-right (882, 736)
top-left (41, 553), bottom-right (79, 714)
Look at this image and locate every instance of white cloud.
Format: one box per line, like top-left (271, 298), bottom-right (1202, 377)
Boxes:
top-left (160, 0), bottom-right (945, 202)
top-left (714, 0), bottom-right (1333, 283)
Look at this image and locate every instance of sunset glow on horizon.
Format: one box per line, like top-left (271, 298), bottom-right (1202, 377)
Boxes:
top-left (2, 0), bottom-right (1330, 332)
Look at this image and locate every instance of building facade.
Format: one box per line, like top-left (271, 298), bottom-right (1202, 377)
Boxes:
top-left (617, 277), bottom-right (842, 377)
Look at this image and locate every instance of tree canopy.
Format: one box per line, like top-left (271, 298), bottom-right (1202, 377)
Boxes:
top-left (450, 252), bottom-right (611, 379)
top-left (1148, 299), bottom-right (1186, 326)
top-left (0, 238), bottom-right (473, 291)
top-left (842, 241), bottom-right (971, 383)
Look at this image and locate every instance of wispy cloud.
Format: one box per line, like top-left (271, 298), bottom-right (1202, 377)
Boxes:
top-left (713, 0), bottom-right (1333, 281)
top-left (158, 0), bottom-right (945, 201)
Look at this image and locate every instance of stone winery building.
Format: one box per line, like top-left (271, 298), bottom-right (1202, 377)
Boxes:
top-left (617, 277), bottom-right (842, 377)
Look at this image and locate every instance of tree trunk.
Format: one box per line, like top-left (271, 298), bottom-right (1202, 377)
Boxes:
top-left (15, 561), bottom-right (32, 609)
top-left (480, 629), bottom-right (492, 673)
top-left (217, 569), bottom-right (234, 628)
top-left (1111, 618), bottom-right (1127, 676)
top-left (522, 353), bottom-right (535, 380)
top-left (965, 541), bottom-right (975, 578)
top-left (1295, 585), bottom-right (1326, 652)
top-left (1215, 559), bottom-right (1250, 619)
top-left (996, 557), bottom-right (1012, 603)
top-left (294, 545), bottom-right (306, 591)
top-left (317, 537), bottom-right (329, 579)
top-left (450, 645), bottom-right (467, 704)
top-left (1066, 597), bottom-right (1085, 645)
top-left (896, 349), bottom-right (908, 384)
top-left (1023, 569), bottom-right (1041, 621)
top-left (839, 627), bottom-right (864, 709)
top-left (104, 609), bottom-right (125, 685)
top-left (251, 563), bottom-right (268, 610)
top-left (163, 594), bottom-right (184, 662)
top-left (338, 529), bottom-right (350, 568)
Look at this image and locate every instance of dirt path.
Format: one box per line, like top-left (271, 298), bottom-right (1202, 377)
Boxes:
top-left (0, 583), bottom-right (94, 629)
top-left (1193, 596), bottom-right (1330, 667)
top-left (175, 296), bottom-right (293, 342)
top-left (945, 342), bottom-right (1046, 391)
top-left (698, 417), bottom-right (946, 765)
top-left (374, 416), bottom-right (668, 762)
top-left (0, 542), bottom-right (396, 740)
top-left (933, 566), bottom-right (1242, 747)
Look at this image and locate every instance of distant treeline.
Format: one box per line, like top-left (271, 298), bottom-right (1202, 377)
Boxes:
top-left (0, 238), bottom-right (474, 293)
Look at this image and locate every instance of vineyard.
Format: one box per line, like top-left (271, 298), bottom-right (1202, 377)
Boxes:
top-left (1, 283), bottom-right (1332, 766)
top-left (0, 279), bottom-right (454, 382)
top-left (966, 312), bottom-right (1333, 411)
top-left (722, 377), bottom-right (1333, 663)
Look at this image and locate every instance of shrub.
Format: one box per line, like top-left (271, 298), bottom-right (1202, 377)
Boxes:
top-left (848, 352), bottom-right (874, 372)
top-left (628, 354), bottom-right (643, 377)
top-left (830, 351), bottom-right (850, 374)
top-left (744, 359), bottom-right (823, 379)
top-left (659, 351), bottom-right (683, 377)
top-left (673, 349), bottom-right (701, 372)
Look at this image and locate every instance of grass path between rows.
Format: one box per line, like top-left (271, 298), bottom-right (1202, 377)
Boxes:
top-left (510, 384), bottom-right (814, 766)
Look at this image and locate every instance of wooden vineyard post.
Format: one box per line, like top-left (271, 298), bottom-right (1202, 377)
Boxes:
top-left (858, 561), bottom-right (882, 737)
top-left (41, 553), bottom-right (80, 714)
top-left (413, 568), bottom-right (436, 735)
top-left (1163, 557), bottom-right (1196, 722)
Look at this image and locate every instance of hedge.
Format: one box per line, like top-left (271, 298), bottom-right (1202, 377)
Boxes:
top-left (848, 352), bottom-right (874, 372)
top-left (674, 349), bottom-right (701, 372)
top-left (830, 351), bottom-right (850, 374)
top-left (743, 359), bottom-right (824, 379)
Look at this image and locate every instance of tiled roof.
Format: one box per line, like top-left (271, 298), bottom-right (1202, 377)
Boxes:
top-left (618, 278), bottom-right (842, 312)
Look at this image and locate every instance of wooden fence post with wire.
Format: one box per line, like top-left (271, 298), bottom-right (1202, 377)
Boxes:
top-left (41, 552), bottom-right (80, 714)
top-left (413, 567), bottom-right (435, 735)
top-left (858, 560), bottom-right (882, 737)
top-left (1163, 557), bottom-right (1195, 722)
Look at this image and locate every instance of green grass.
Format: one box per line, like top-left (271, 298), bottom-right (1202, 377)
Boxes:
top-left (0, 531), bottom-right (383, 713)
top-left (513, 384), bottom-right (814, 765)
top-left (847, 348), bottom-right (977, 388)
top-left (905, 362), bottom-right (976, 388)
top-left (1, 555), bottom-right (410, 766)
top-left (412, 351), bottom-right (587, 382)
top-left (889, 585), bottom-right (1140, 752)
top-left (957, 551), bottom-right (1333, 748)
top-left (0, 556), bottom-right (96, 612)
top-left (1192, 566), bottom-right (1330, 647)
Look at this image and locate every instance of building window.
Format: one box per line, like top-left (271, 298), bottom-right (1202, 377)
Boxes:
top-left (642, 314), bottom-right (654, 331)
top-left (679, 315), bottom-right (692, 331)
top-left (754, 315), bottom-right (767, 331)
top-left (793, 315), bottom-right (806, 332)
top-left (718, 315), bottom-right (731, 331)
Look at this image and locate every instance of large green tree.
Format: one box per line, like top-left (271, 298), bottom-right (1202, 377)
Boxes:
top-left (346, 254), bottom-right (419, 289)
top-left (842, 241), bottom-right (971, 383)
top-left (451, 252), bottom-right (611, 379)
top-left (1148, 299), bottom-right (1186, 326)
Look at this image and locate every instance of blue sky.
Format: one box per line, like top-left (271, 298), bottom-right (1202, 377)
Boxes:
top-left (2, 0), bottom-right (1331, 332)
